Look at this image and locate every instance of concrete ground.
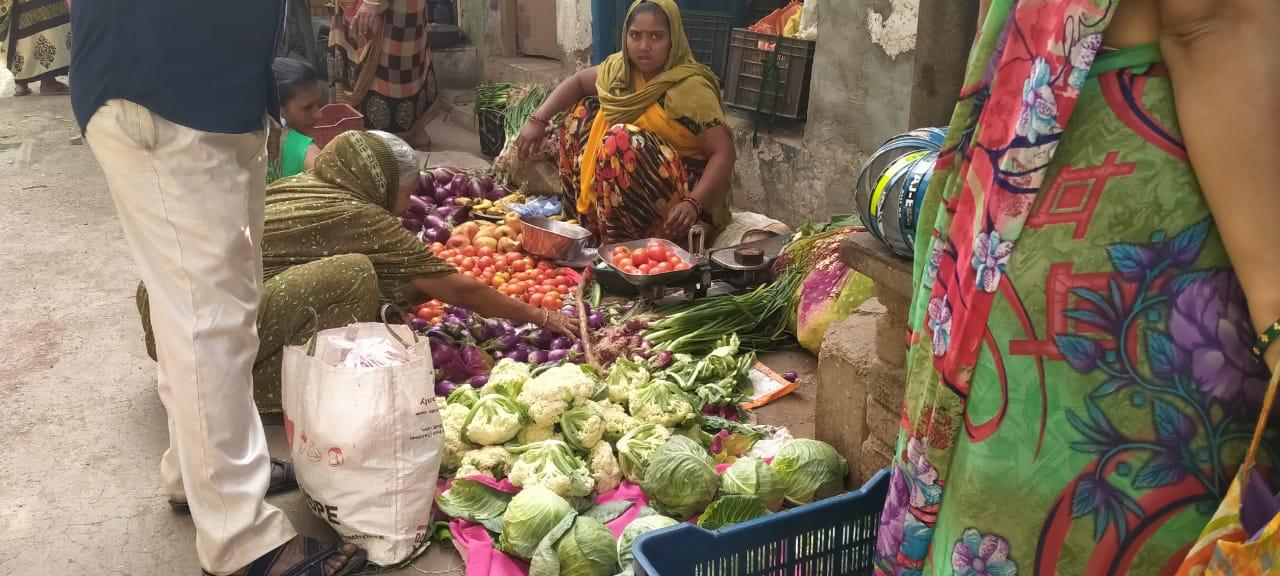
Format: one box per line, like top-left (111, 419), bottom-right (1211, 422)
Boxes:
top-left (0, 94), bottom-right (816, 575)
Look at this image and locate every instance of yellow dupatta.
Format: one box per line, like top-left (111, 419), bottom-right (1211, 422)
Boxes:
top-left (578, 0), bottom-right (726, 214)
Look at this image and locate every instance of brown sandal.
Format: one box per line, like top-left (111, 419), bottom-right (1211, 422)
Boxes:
top-left (200, 537), bottom-right (367, 576)
top-left (170, 459), bottom-right (297, 514)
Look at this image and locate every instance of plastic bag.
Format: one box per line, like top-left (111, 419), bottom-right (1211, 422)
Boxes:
top-left (796, 0), bottom-right (819, 40)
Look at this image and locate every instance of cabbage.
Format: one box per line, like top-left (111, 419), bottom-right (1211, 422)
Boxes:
top-left (719, 457), bottom-right (784, 511)
top-left (529, 516), bottom-right (618, 576)
top-left (789, 234), bottom-right (875, 354)
top-left (498, 485), bottom-right (574, 559)
top-left (616, 515), bottom-right (678, 569)
top-left (771, 439), bottom-right (849, 505)
top-left (436, 477), bottom-right (512, 522)
top-left (485, 358), bottom-right (532, 398)
top-left (462, 394), bottom-right (526, 446)
top-left (696, 495), bottom-right (770, 530)
top-left (641, 435), bottom-right (719, 519)
top-left (603, 356), bottom-right (649, 404)
top-left (507, 440), bottom-right (596, 498)
top-left (616, 423), bottom-right (670, 484)
top-left (560, 403), bottom-right (605, 452)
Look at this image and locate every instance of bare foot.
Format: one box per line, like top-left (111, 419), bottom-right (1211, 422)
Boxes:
top-left (38, 79), bottom-right (69, 95)
top-left (14, 83), bottom-right (32, 97)
top-left (227, 536), bottom-right (362, 576)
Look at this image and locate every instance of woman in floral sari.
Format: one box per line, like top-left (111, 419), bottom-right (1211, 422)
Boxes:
top-left (1, 0), bottom-right (70, 96)
top-left (875, 0), bottom-right (1280, 574)
top-left (328, 0), bottom-right (441, 148)
top-left (512, 0), bottom-right (734, 246)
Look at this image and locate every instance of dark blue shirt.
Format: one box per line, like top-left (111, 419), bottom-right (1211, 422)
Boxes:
top-left (71, 0), bottom-right (285, 134)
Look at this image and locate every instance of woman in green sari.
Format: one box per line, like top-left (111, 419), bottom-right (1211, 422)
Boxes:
top-left (874, 0), bottom-right (1280, 574)
top-left (139, 131), bottom-right (576, 412)
top-left (267, 58), bottom-right (324, 183)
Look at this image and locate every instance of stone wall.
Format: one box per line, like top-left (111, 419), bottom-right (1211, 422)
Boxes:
top-left (814, 233), bottom-right (914, 484)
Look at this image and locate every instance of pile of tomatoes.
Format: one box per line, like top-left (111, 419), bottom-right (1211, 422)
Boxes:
top-left (429, 242), bottom-right (578, 310)
top-left (413, 299), bottom-right (448, 326)
top-left (608, 241), bottom-right (691, 276)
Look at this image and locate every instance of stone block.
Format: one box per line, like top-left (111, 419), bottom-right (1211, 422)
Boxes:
top-left (858, 438), bottom-right (895, 485)
top-left (865, 394), bottom-right (901, 448)
top-left (815, 307), bottom-right (879, 470)
top-left (843, 233), bottom-right (914, 299)
top-left (866, 355), bottom-right (907, 414)
top-left (875, 307), bottom-right (908, 368)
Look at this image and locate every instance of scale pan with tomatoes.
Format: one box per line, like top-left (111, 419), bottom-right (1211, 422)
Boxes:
top-left (597, 226), bottom-right (711, 300)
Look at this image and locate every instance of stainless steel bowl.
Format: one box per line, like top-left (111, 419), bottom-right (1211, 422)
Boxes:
top-left (519, 217), bottom-right (592, 261)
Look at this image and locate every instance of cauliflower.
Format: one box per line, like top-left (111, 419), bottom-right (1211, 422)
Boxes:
top-left (617, 423), bottom-right (671, 484)
top-left (603, 357), bottom-right (650, 405)
top-left (456, 445), bottom-right (514, 479)
top-left (629, 380), bottom-right (696, 428)
top-left (588, 441), bottom-right (622, 493)
top-left (560, 404), bottom-right (605, 452)
top-left (594, 400), bottom-right (639, 443)
top-left (507, 440), bottom-right (595, 498)
top-left (440, 398), bottom-right (474, 471)
top-left (462, 394), bottom-right (525, 446)
top-left (516, 422), bottom-right (560, 444)
top-left (484, 359), bottom-right (532, 398)
top-left (517, 365), bottom-right (598, 427)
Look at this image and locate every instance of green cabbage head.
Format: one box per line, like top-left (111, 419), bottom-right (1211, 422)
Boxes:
top-left (616, 514), bottom-right (678, 570)
top-left (719, 456), bottom-right (784, 511)
top-left (771, 439), bottom-right (848, 505)
top-left (552, 516), bottom-right (618, 576)
top-left (498, 485), bottom-right (573, 559)
top-left (641, 435), bottom-right (719, 519)
top-left (616, 423), bottom-right (670, 484)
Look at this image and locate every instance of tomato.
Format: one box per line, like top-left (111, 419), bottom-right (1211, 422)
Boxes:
top-left (647, 246), bottom-right (668, 262)
top-left (512, 259), bottom-right (530, 273)
top-left (617, 257), bottom-right (633, 269)
top-left (554, 278), bottom-right (570, 289)
top-left (478, 256), bottom-right (495, 269)
top-left (477, 246), bottom-right (495, 258)
top-left (675, 261), bottom-right (691, 271)
top-left (668, 255), bottom-right (683, 266)
top-left (461, 257), bottom-right (477, 270)
top-left (537, 261), bottom-right (553, 271)
top-left (462, 246), bottom-right (477, 257)
top-left (638, 263), bottom-right (652, 275)
top-left (462, 270), bottom-right (476, 279)
top-left (629, 250), bottom-right (649, 266)
top-left (529, 294), bottom-right (544, 308)
top-left (543, 297), bottom-right (561, 310)
top-left (653, 262), bottom-right (672, 274)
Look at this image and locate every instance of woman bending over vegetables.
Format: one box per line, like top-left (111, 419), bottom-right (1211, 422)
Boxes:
top-left (514, 0), bottom-right (735, 245)
top-left (138, 131), bottom-right (576, 413)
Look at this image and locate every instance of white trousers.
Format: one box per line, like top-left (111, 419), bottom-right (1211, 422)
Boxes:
top-left (86, 100), bottom-right (296, 574)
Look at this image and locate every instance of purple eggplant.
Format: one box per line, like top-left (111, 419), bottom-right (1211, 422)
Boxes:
top-left (587, 312), bottom-right (605, 330)
top-left (550, 337), bottom-right (572, 351)
top-left (562, 306), bottom-right (578, 317)
top-left (432, 169), bottom-right (453, 185)
top-left (494, 333), bottom-right (521, 351)
top-left (424, 213), bottom-right (447, 231)
top-left (433, 185), bottom-right (453, 205)
top-left (528, 350), bottom-right (549, 364)
top-left (435, 379), bottom-right (458, 397)
top-left (782, 371), bottom-right (799, 382)
top-left (468, 375), bottom-right (489, 388)
top-left (402, 218), bottom-right (424, 233)
top-left (477, 175), bottom-right (494, 192)
top-left (424, 227), bottom-right (450, 244)
top-left (547, 349), bottom-right (567, 363)
top-left (448, 205), bottom-right (473, 227)
top-left (459, 345), bottom-right (494, 376)
top-left (523, 328), bottom-right (554, 349)
top-left (508, 348), bottom-right (530, 363)
top-left (409, 317), bottom-right (429, 332)
top-left (436, 204), bottom-right (457, 221)
top-left (469, 181), bottom-right (486, 199)
top-left (409, 195), bottom-right (433, 214)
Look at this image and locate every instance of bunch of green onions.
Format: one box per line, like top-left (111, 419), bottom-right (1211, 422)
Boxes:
top-left (500, 83), bottom-right (552, 145)
top-left (645, 271), bottom-right (804, 354)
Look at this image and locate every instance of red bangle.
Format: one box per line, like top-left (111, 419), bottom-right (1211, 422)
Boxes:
top-left (529, 114), bottom-right (550, 127)
top-left (682, 196), bottom-right (703, 213)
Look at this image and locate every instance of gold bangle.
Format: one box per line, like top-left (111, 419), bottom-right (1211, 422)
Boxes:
top-left (541, 308), bottom-right (550, 327)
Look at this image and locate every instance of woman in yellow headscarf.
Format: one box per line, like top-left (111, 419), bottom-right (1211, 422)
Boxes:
top-left (514, 0), bottom-right (734, 246)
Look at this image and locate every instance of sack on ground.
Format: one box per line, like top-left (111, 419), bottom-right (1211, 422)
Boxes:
top-left (493, 139), bottom-right (561, 197)
top-left (282, 322), bottom-right (444, 566)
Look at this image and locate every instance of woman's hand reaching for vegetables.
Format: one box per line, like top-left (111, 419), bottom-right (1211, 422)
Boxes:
top-left (540, 310), bottom-right (580, 338)
top-left (514, 119), bottom-right (548, 161)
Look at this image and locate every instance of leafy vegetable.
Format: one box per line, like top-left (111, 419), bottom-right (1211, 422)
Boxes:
top-left (532, 516), bottom-right (618, 576)
top-left (603, 357), bottom-right (650, 404)
top-left (641, 435), bottom-right (719, 519)
top-left (507, 440), bottom-right (596, 498)
top-left (518, 364), bottom-right (598, 427)
top-left (719, 457), bottom-right (784, 511)
top-left (628, 380), bottom-right (696, 428)
top-left (447, 385), bottom-right (480, 408)
top-left (697, 495), bottom-right (771, 530)
top-left (616, 423), bottom-right (671, 484)
top-left (587, 440), bottom-right (623, 493)
top-left (463, 394), bottom-right (526, 446)
top-left (594, 400), bottom-right (639, 443)
top-left (498, 485), bottom-right (574, 559)
top-left (484, 358), bottom-right (532, 398)
top-left (560, 404), bottom-right (605, 452)
top-left (456, 445), bottom-right (514, 480)
top-left (436, 477), bottom-right (512, 522)
top-left (616, 514), bottom-right (678, 570)
top-left (771, 439), bottom-right (849, 505)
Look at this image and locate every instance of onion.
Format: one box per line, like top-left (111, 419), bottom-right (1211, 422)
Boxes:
top-left (651, 350), bottom-right (674, 370)
top-left (528, 350), bottom-right (549, 364)
top-left (547, 349), bottom-right (567, 363)
top-left (625, 318), bottom-right (650, 332)
top-left (782, 371), bottom-right (799, 382)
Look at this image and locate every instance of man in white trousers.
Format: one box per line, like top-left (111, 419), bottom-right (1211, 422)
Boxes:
top-left (70, 1), bottom-right (366, 574)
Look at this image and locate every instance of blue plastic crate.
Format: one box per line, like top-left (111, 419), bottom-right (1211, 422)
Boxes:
top-left (633, 469), bottom-right (891, 576)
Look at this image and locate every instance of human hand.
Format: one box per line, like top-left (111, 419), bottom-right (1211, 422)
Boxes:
top-left (541, 310), bottom-right (580, 337)
top-left (351, 1), bottom-right (383, 38)
top-left (664, 199), bottom-right (699, 237)
top-left (515, 119), bottom-right (548, 161)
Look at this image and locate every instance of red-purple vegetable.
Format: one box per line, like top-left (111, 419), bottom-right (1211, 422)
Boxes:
top-left (436, 379), bottom-right (457, 396)
top-left (782, 371), bottom-right (798, 382)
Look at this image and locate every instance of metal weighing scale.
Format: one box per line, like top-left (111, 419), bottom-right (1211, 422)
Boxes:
top-left (596, 226), bottom-right (712, 301)
top-left (707, 233), bottom-right (793, 290)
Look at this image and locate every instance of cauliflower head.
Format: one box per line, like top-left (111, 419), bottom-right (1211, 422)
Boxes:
top-left (462, 393), bottom-right (525, 446)
top-left (560, 403), bottom-right (605, 452)
top-left (604, 357), bottom-right (649, 405)
top-left (516, 365), bottom-right (598, 427)
top-left (588, 441), bottom-right (622, 493)
top-left (484, 359), bottom-right (532, 398)
top-left (516, 422), bottom-right (560, 444)
top-left (455, 445), bottom-right (514, 480)
top-left (629, 380), bottom-right (696, 428)
top-left (440, 398), bottom-right (474, 471)
top-left (593, 400), bottom-right (639, 443)
top-left (506, 439), bottom-right (595, 498)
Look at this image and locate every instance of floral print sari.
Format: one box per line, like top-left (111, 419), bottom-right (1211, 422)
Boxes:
top-left (875, 1), bottom-right (1276, 574)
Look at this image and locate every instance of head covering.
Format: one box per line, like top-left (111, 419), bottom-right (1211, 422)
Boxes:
top-left (595, 0), bottom-right (726, 128)
top-left (368, 130), bottom-right (421, 190)
top-left (262, 131), bottom-right (454, 301)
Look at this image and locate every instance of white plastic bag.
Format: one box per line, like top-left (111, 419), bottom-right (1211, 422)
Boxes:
top-left (282, 322), bottom-right (444, 566)
top-left (797, 0), bottom-right (819, 40)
